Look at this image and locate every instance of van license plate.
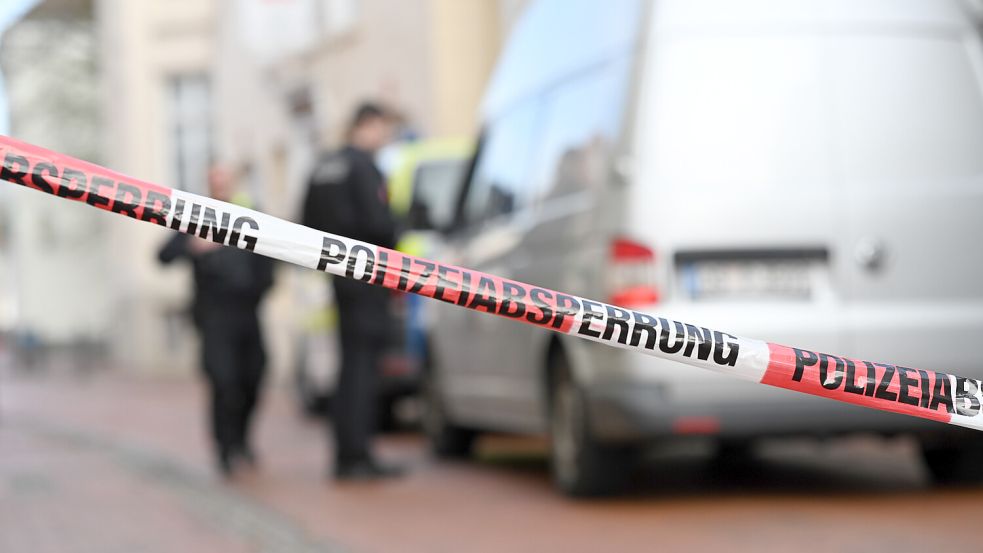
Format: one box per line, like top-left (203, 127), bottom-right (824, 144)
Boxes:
top-left (680, 260), bottom-right (814, 300)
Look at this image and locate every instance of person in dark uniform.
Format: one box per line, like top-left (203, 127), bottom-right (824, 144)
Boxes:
top-left (301, 102), bottom-right (403, 480)
top-left (159, 166), bottom-right (274, 477)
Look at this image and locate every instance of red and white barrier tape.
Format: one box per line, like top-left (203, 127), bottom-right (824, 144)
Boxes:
top-left (2, 135), bottom-right (981, 431)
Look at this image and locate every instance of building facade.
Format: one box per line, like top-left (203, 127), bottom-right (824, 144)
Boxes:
top-left (208, 0), bottom-right (525, 378)
top-left (2, 0), bottom-right (527, 376)
top-left (0, 0), bottom-right (112, 348)
top-left (91, 0), bottom-right (219, 373)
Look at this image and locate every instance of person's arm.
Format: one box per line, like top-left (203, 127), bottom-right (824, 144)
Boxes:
top-left (300, 173), bottom-right (322, 229)
top-left (349, 159), bottom-right (397, 249)
top-left (302, 155), bottom-right (358, 237)
top-left (251, 255), bottom-right (275, 298)
top-left (157, 233), bottom-right (189, 264)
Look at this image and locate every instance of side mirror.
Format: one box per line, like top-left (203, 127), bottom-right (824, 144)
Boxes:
top-left (407, 199), bottom-right (434, 231)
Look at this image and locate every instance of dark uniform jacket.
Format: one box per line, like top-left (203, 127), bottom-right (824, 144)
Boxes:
top-left (301, 145), bottom-right (397, 340)
top-left (301, 145), bottom-right (396, 250)
top-left (158, 234), bottom-right (274, 325)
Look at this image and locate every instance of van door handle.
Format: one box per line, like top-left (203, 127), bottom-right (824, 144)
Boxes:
top-left (854, 237), bottom-right (887, 273)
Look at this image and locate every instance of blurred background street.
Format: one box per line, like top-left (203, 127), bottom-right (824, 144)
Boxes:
top-left (6, 359), bottom-right (983, 553)
top-left (3, 0), bottom-right (983, 551)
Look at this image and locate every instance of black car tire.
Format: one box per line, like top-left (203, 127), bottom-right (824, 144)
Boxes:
top-left (921, 434), bottom-right (983, 485)
top-left (714, 440), bottom-right (754, 464)
top-left (422, 365), bottom-right (475, 458)
top-left (293, 340), bottom-right (328, 417)
top-left (377, 395), bottom-right (400, 433)
top-left (549, 351), bottom-right (634, 497)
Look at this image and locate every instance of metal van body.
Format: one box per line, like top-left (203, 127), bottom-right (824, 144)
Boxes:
top-left (429, 0), bottom-right (983, 444)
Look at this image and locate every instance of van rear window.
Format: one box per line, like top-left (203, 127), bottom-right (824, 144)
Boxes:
top-left (647, 32), bottom-right (983, 188)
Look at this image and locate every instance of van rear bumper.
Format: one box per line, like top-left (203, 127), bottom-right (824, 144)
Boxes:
top-left (582, 299), bottom-right (983, 442)
top-left (585, 381), bottom-right (949, 443)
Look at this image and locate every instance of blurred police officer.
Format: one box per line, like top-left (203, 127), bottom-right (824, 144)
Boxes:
top-left (302, 102), bottom-right (403, 480)
top-left (159, 166), bottom-right (274, 477)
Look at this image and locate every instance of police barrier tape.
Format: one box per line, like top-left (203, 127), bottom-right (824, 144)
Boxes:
top-left (2, 135), bottom-right (982, 432)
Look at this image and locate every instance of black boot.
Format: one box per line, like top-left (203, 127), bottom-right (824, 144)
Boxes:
top-left (233, 443), bottom-right (258, 467)
top-left (334, 458), bottom-right (405, 481)
top-left (217, 447), bottom-right (234, 478)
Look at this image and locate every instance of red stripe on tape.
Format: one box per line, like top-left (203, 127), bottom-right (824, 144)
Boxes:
top-left (1, 136), bottom-right (172, 226)
top-left (762, 343), bottom-right (953, 423)
top-left (5, 134), bottom-right (983, 433)
top-left (376, 247), bottom-right (579, 333)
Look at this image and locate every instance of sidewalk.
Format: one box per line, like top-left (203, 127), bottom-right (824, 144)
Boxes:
top-left (5, 363), bottom-right (983, 553)
top-left (0, 370), bottom-right (345, 553)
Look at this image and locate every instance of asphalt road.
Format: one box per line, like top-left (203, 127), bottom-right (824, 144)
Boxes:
top-left (3, 366), bottom-right (982, 553)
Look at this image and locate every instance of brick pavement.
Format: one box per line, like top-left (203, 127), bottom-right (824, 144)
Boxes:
top-left (0, 370), bottom-right (343, 553)
top-left (5, 365), bottom-right (983, 553)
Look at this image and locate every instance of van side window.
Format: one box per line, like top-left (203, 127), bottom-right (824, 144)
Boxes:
top-left (462, 99), bottom-right (542, 227)
top-left (533, 58), bottom-right (631, 200)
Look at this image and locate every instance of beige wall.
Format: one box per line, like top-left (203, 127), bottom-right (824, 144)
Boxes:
top-left (206, 0), bottom-right (520, 381)
top-left (309, 0), bottom-right (513, 142)
top-left (310, 0), bottom-right (435, 146)
top-left (428, 0), bottom-right (501, 137)
top-left (211, 0), bottom-right (471, 380)
top-left (210, 0), bottom-right (318, 381)
top-left (2, 0), bottom-right (520, 375)
top-left (0, 0), bottom-right (111, 344)
top-left (97, 0), bottom-right (217, 374)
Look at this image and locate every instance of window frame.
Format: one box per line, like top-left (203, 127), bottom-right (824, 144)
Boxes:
top-left (451, 97), bottom-right (546, 233)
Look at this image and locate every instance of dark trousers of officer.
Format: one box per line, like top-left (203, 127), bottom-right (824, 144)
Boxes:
top-left (198, 310), bottom-right (266, 456)
top-left (331, 277), bottom-right (389, 465)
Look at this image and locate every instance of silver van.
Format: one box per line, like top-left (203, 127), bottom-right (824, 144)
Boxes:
top-left (422, 0), bottom-right (983, 496)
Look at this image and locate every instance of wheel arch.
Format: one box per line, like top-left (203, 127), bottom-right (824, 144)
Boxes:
top-left (541, 334), bottom-right (590, 420)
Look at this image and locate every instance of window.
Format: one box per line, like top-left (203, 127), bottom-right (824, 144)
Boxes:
top-left (532, 57), bottom-right (631, 200)
top-left (320, 0), bottom-right (359, 36)
top-left (411, 159), bottom-right (467, 230)
top-left (462, 99), bottom-right (543, 226)
top-left (169, 74), bottom-right (211, 194)
top-left (646, 32), bottom-right (983, 189)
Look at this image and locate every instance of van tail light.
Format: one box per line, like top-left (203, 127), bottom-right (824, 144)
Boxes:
top-left (608, 237), bottom-right (660, 307)
top-left (672, 416), bottom-right (720, 435)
